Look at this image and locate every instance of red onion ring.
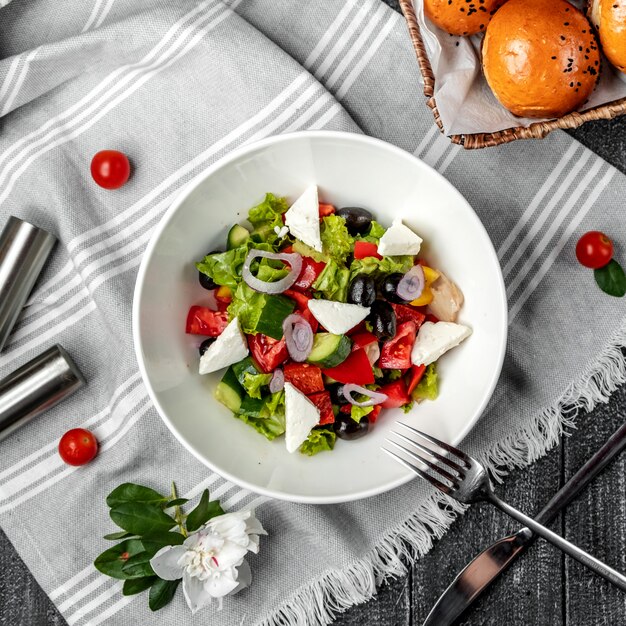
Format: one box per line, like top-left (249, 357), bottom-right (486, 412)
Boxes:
top-left (242, 249), bottom-right (302, 294)
top-left (397, 265), bottom-right (425, 302)
top-left (269, 369), bottom-right (284, 393)
top-left (282, 313), bottom-right (313, 362)
top-left (343, 384), bottom-right (388, 407)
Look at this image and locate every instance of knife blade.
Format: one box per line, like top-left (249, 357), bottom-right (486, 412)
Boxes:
top-left (423, 420), bottom-right (626, 626)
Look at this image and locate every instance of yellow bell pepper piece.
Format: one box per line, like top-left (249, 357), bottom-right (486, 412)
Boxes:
top-left (216, 285), bottom-right (232, 299)
top-left (410, 266), bottom-right (438, 306)
top-left (411, 287), bottom-right (433, 306)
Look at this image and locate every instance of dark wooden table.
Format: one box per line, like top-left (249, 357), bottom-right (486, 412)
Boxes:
top-left (2, 2), bottom-right (626, 623)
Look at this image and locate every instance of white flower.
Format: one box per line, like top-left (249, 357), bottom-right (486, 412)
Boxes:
top-left (150, 509), bottom-right (266, 614)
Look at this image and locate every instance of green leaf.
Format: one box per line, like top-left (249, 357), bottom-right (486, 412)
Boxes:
top-left (164, 498), bottom-right (188, 508)
top-left (123, 576), bottom-right (157, 596)
top-left (149, 578), bottom-right (180, 611)
top-left (140, 531), bottom-right (185, 555)
top-left (110, 503), bottom-right (175, 535)
top-left (103, 531), bottom-right (135, 541)
top-left (411, 363), bottom-right (439, 401)
top-left (106, 484), bottom-right (166, 508)
top-left (94, 539), bottom-right (145, 580)
top-left (594, 259), bottom-right (626, 297)
top-left (186, 490), bottom-right (225, 533)
top-left (121, 552), bottom-right (156, 578)
top-left (299, 428), bottom-right (336, 456)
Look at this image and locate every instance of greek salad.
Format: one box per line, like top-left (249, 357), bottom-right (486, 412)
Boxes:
top-left (187, 186), bottom-right (471, 456)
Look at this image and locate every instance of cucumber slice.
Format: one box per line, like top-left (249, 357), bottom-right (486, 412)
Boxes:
top-left (227, 224), bottom-right (250, 250)
top-left (307, 333), bottom-right (352, 368)
top-left (254, 295), bottom-right (295, 339)
top-left (232, 356), bottom-right (260, 386)
top-left (238, 396), bottom-right (265, 418)
top-left (215, 367), bottom-right (244, 413)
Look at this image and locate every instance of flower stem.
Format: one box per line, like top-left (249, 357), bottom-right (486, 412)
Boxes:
top-left (171, 482), bottom-right (188, 538)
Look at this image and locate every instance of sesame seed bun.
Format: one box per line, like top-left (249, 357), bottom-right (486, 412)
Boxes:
top-left (588, 0), bottom-right (626, 75)
top-left (423, 0), bottom-right (508, 36)
top-left (482, 0), bottom-right (601, 118)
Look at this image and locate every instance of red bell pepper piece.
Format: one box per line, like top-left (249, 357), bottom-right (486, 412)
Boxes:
top-left (368, 405), bottom-right (382, 423)
top-left (248, 334), bottom-right (289, 373)
top-left (283, 289), bottom-right (318, 332)
top-left (378, 379), bottom-right (411, 408)
top-left (215, 286), bottom-right (232, 311)
top-left (379, 321), bottom-right (417, 370)
top-left (186, 306), bottom-right (229, 336)
top-left (293, 257), bottom-right (326, 291)
top-left (407, 364), bottom-right (426, 395)
top-left (283, 362), bottom-right (325, 395)
top-left (307, 391), bottom-right (335, 425)
top-left (350, 331), bottom-right (378, 350)
top-left (318, 202), bottom-right (336, 217)
top-left (339, 404), bottom-right (352, 414)
top-left (353, 240), bottom-right (382, 260)
top-left (391, 303), bottom-right (426, 327)
top-left (322, 348), bottom-right (374, 385)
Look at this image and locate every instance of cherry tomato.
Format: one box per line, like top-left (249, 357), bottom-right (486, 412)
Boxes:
top-left (576, 231), bottom-right (613, 269)
top-left (91, 150), bottom-right (131, 189)
top-left (59, 428), bottom-right (98, 466)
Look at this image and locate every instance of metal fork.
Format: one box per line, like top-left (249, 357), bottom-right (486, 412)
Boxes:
top-left (384, 422), bottom-right (626, 592)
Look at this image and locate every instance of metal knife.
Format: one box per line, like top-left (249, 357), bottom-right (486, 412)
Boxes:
top-left (423, 420), bottom-right (626, 626)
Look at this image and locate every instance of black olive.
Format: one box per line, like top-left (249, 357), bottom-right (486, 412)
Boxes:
top-left (369, 300), bottom-right (396, 340)
top-left (198, 338), bottom-right (215, 356)
top-left (379, 273), bottom-right (410, 304)
top-left (334, 414), bottom-right (370, 440)
top-left (348, 275), bottom-right (377, 307)
top-left (336, 206), bottom-right (373, 236)
top-left (328, 384), bottom-right (348, 405)
top-left (198, 271), bottom-right (217, 290)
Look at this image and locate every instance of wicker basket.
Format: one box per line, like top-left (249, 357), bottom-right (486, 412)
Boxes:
top-left (398, 0), bottom-right (626, 149)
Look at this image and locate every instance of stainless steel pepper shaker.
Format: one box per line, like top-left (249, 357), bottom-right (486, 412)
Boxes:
top-left (0, 345), bottom-right (85, 442)
top-left (0, 216), bottom-right (56, 353)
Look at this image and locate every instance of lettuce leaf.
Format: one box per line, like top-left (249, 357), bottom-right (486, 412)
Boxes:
top-left (299, 428), bottom-right (336, 456)
top-left (227, 283), bottom-right (266, 333)
top-left (350, 405), bottom-right (373, 423)
top-left (235, 391), bottom-right (285, 440)
top-left (241, 371), bottom-right (272, 399)
top-left (387, 369), bottom-right (403, 381)
top-left (356, 220), bottom-right (386, 244)
top-left (196, 241), bottom-right (273, 289)
top-left (349, 254), bottom-right (414, 283)
top-left (247, 193), bottom-right (289, 226)
top-left (292, 215), bottom-right (353, 264)
top-left (402, 401), bottom-right (414, 414)
top-left (411, 363), bottom-right (438, 401)
top-left (312, 259), bottom-right (350, 302)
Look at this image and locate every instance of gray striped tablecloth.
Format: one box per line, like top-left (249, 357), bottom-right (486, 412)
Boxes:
top-left (0, 1), bottom-right (625, 625)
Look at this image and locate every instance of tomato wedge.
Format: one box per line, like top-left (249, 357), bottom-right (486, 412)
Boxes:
top-left (248, 334), bottom-right (288, 373)
top-left (379, 321), bottom-right (417, 369)
top-left (391, 303), bottom-right (426, 327)
top-left (293, 257), bottom-right (326, 291)
top-left (354, 240), bottom-right (382, 260)
top-left (186, 306), bottom-right (229, 336)
top-left (318, 202), bottom-right (336, 217)
top-left (407, 364), bottom-right (426, 394)
top-left (283, 362), bottom-right (325, 394)
top-left (308, 391), bottom-right (335, 425)
top-left (378, 379), bottom-right (411, 408)
top-left (322, 348), bottom-right (374, 385)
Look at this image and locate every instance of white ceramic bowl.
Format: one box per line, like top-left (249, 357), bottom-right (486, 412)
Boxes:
top-left (133, 131), bottom-right (507, 504)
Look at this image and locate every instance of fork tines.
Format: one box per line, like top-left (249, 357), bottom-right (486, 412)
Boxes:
top-left (383, 423), bottom-right (469, 495)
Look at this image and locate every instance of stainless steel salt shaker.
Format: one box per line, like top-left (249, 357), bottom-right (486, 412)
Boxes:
top-left (0, 345), bottom-right (85, 442)
top-left (0, 216), bottom-right (56, 353)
